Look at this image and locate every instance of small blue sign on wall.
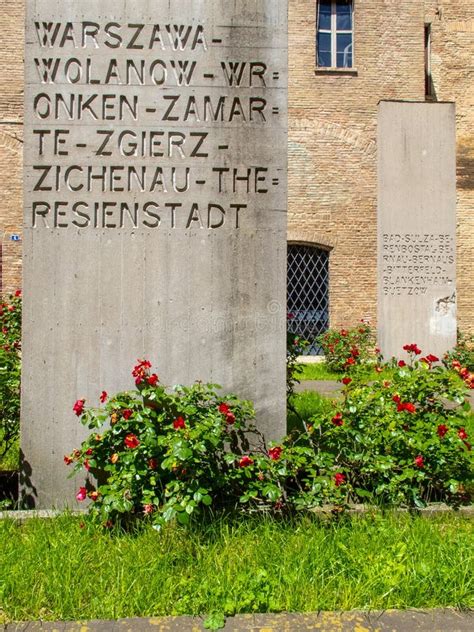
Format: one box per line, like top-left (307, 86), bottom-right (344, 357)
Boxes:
top-left (10, 234), bottom-right (21, 242)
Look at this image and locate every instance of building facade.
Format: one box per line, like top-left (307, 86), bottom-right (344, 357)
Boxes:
top-left (1, 1), bottom-right (473, 349)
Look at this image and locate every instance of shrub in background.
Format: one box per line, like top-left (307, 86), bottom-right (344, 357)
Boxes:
top-left (317, 322), bottom-right (377, 373)
top-left (286, 327), bottom-right (310, 400)
top-left (294, 347), bottom-right (473, 508)
top-left (0, 291), bottom-right (21, 460)
top-left (444, 330), bottom-right (474, 379)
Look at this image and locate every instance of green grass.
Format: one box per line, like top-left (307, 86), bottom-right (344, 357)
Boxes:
top-left (0, 513), bottom-right (473, 623)
top-left (295, 363), bottom-right (395, 382)
top-left (295, 363), bottom-right (341, 381)
top-left (287, 391), bottom-right (335, 433)
top-left (0, 440), bottom-right (19, 472)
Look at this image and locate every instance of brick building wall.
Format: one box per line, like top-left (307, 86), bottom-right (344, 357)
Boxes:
top-left (0, 1), bottom-right (24, 296)
top-left (289, 0), bottom-right (473, 333)
top-left (0, 1), bottom-right (472, 333)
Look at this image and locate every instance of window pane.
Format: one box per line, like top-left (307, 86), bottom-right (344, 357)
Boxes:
top-left (336, 1), bottom-right (352, 30)
top-left (336, 32), bottom-right (352, 67)
top-left (318, 0), bottom-right (332, 30)
top-left (317, 31), bottom-right (332, 67)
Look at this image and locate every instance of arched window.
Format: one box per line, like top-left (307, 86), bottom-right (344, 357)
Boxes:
top-left (287, 244), bottom-right (330, 355)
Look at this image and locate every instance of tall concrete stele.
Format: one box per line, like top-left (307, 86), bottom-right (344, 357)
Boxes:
top-left (378, 101), bottom-right (457, 361)
top-left (22, 1), bottom-right (288, 507)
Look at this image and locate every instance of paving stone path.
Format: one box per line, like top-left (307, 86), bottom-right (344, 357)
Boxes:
top-left (4, 610), bottom-right (474, 631)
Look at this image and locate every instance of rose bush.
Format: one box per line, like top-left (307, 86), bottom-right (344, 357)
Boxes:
top-left (292, 346), bottom-right (473, 508)
top-left (317, 322), bottom-right (377, 373)
top-left (444, 330), bottom-right (474, 373)
top-left (70, 346), bottom-right (473, 528)
top-left (68, 360), bottom-right (311, 528)
top-left (0, 291), bottom-right (22, 459)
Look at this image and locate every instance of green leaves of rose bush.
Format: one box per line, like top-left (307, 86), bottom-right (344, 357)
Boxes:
top-left (70, 353), bottom-right (473, 529)
top-left (0, 292), bottom-right (22, 461)
top-left (317, 322), bottom-right (377, 373)
top-left (296, 356), bottom-right (473, 508)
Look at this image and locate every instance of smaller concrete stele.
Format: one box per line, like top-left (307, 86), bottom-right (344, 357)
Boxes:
top-left (377, 101), bottom-right (457, 361)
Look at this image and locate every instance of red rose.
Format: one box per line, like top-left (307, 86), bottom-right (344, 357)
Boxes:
top-left (100, 391), bottom-right (108, 403)
top-left (287, 313), bottom-right (295, 320)
top-left (15, 289), bottom-right (22, 297)
top-left (147, 458), bottom-right (157, 470)
top-left (398, 360), bottom-right (407, 368)
top-left (239, 456), bottom-right (254, 468)
top-left (414, 455), bottom-right (424, 468)
top-left (375, 347), bottom-right (381, 354)
top-left (173, 417), bottom-right (186, 430)
top-left (351, 347), bottom-right (360, 358)
top-left (64, 455), bottom-right (73, 465)
top-left (132, 359), bottom-right (152, 385)
top-left (268, 446), bottom-right (283, 461)
top-left (143, 504), bottom-right (154, 515)
top-left (342, 377), bottom-right (352, 386)
top-left (89, 491), bottom-right (99, 501)
top-left (122, 409), bottom-right (133, 420)
top-left (403, 344), bottom-right (421, 355)
top-left (219, 403), bottom-right (230, 415)
top-left (334, 473), bottom-right (346, 487)
top-left (76, 487), bottom-right (87, 502)
top-left (332, 413), bottom-right (344, 427)
top-left (148, 373), bottom-right (159, 386)
top-left (392, 395), bottom-right (401, 404)
top-left (397, 401), bottom-right (415, 413)
top-left (124, 433), bottom-right (140, 449)
top-left (226, 412), bottom-right (236, 425)
top-left (340, 329), bottom-right (348, 337)
top-left (426, 354), bottom-right (439, 363)
top-left (458, 428), bottom-right (468, 441)
top-left (437, 424), bottom-right (449, 438)
top-left (345, 357), bottom-right (355, 366)
top-left (85, 448), bottom-right (93, 456)
top-left (84, 459), bottom-right (91, 471)
top-left (73, 399), bottom-right (85, 416)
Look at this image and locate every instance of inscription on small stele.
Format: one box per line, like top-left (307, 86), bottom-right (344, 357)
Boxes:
top-left (22, 0), bottom-right (288, 507)
top-left (378, 102), bottom-right (457, 361)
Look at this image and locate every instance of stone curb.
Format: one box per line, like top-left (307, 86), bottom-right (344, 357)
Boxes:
top-left (3, 610), bottom-right (474, 631)
top-left (1, 504), bottom-right (473, 522)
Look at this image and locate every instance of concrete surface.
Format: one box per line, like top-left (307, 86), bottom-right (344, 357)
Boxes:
top-left (4, 610), bottom-right (474, 631)
top-left (22, 0), bottom-right (288, 507)
top-left (377, 101), bottom-right (457, 361)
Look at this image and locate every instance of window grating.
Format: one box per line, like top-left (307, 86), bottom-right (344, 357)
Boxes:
top-left (287, 245), bottom-right (329, 355)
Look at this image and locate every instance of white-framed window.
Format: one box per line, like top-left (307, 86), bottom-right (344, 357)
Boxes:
top-left (316, 0), bottom-right (354, 68)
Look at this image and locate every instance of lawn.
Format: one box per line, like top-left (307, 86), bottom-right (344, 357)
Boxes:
top-left (0, 512), bottom-right (473, 624)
